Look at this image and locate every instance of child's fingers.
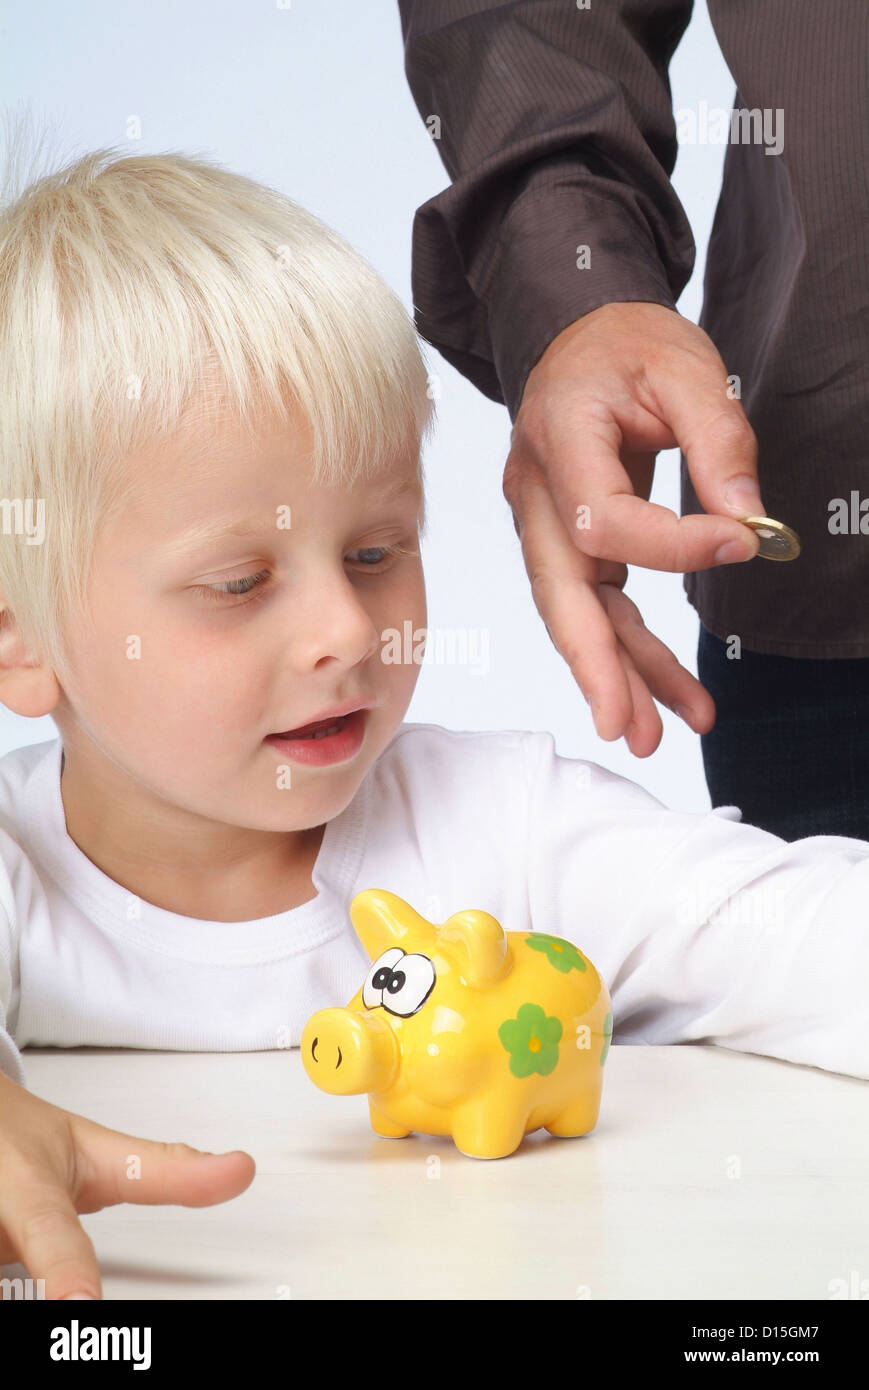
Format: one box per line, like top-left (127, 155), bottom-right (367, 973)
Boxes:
top-left (0, 1167), bottom-right (102, 1301)
top-left (0, 1133), bottom-right (254, 1300)
top-left (0, 1077), bottom-right (255, 1297)
top-left (69, 1113), bottom-right (255, 1210)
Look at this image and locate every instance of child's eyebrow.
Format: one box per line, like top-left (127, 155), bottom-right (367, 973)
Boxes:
top-left (371, 475), bottom-right (422, 503)
top-left (161, 477), bottom-right (422, 559)
top-left (161, 518), bottom-right (270, 560)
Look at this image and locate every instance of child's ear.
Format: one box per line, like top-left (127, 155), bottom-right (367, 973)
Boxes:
top-left (0, 600), bottom-right (61, 717)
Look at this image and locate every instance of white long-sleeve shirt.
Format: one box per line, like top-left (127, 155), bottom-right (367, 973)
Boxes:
top-left (1, 725), bottom-right (867, 1091)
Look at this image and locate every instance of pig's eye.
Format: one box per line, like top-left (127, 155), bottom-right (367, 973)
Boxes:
top-left (361, 949), bottom-right (435, 1017)
top-left (362, 948), bottom-right (405, 1009)
top-left (380, 952), bottom-right (435, 1018)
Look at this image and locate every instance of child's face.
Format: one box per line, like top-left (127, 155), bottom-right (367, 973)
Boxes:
top-left (52, 394), bottom-right (426, 838)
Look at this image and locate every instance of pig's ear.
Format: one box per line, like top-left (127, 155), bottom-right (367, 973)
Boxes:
top-left (439, 910), bottom-right (509, 987)
top-left (349, 889), bottom-right (434, 959)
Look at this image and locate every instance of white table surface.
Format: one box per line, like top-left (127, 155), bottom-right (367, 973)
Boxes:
top-left (2, 1043), bottom-right (866, 1300)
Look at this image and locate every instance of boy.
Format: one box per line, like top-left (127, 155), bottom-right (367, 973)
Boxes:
top-left (0, 143), bottom-right (866, 1301)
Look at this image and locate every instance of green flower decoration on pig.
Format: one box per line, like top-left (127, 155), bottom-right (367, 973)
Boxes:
top-left (498, 1003), bottom-right (563, 1077)
top-left (525, 932), bottom-right (588, 973)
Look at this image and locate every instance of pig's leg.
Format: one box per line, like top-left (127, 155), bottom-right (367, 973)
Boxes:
top-left (368, 1097), bottom-right (411, 1138)
top-left (544, 1080), bottom-right (603, 1138)
top-left (450, 1097), bottom-right (527, 1159)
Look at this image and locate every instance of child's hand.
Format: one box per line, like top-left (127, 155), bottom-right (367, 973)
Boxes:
top-left (0, 1070), bottom-right (255, 1300)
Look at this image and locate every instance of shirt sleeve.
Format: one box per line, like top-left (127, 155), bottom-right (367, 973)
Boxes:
top-left (521, 730), bottom-right (869, 1080)
top-left (398, 0), bottom-right (698, 419)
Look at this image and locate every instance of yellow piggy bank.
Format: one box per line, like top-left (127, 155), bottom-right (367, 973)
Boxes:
top-left (301, 889), bottom-right (613, 1159)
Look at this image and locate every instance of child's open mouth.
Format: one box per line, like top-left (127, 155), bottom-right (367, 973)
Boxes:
top-left (282, 715), bottom-right (349, 740)
top-left (264, 708), bottom-right (369, 765)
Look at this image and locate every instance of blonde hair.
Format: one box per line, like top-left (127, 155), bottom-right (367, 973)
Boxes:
top-left (0, 123), bottom-right (435, 678)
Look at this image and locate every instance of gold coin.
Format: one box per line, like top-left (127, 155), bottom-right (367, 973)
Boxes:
top-left (739, 515), bottom-right (802, 561)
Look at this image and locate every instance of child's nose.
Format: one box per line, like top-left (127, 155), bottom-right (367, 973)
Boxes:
top-left (287, 571), bottom-right (381, 668)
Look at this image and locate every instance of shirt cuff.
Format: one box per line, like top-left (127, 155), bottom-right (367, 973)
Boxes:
top-left (484, 181), bottom-right (683, 420)
top-left (411, 174), bottom-right (689, 422)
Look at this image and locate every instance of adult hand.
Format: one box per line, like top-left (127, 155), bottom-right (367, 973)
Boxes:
top-left (502, 301), bottom-right (765, 756)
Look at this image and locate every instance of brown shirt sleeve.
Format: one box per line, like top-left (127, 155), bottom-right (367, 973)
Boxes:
top-left (398, 0), bottom-right (698, 420)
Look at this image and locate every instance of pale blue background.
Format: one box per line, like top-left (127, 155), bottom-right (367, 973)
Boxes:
top-left (0, 1), bottom-right (736, 812)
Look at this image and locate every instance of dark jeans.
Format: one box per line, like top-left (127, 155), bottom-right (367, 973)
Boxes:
top-left (697, 623), bottom-right (869, 842)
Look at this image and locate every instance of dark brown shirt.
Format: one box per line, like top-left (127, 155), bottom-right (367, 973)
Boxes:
top-left (399, 0), bottom-right (869, 657)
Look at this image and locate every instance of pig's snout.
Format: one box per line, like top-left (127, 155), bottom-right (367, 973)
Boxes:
top-left (301, 1008), bottom-right (399, 1095)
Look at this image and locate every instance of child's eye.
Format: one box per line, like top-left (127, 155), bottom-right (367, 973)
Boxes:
top-left (351, 546), bottom-right (389, 565)
top-left (346, 543), bottom-right (418, 569)
top-left (195, 542), bottom-right (417, 604)
top-left (197, 569), bottom-right (270, 601)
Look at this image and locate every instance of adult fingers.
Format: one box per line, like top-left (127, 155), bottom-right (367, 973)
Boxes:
top-left (505, 450), bottom-right (635, 739)
top-left (514, 374), bottom-right (762, 572)
top-left (651, 356), bottom-right (767, 522)
top-left (600, 583), bottom-right (717, 735)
